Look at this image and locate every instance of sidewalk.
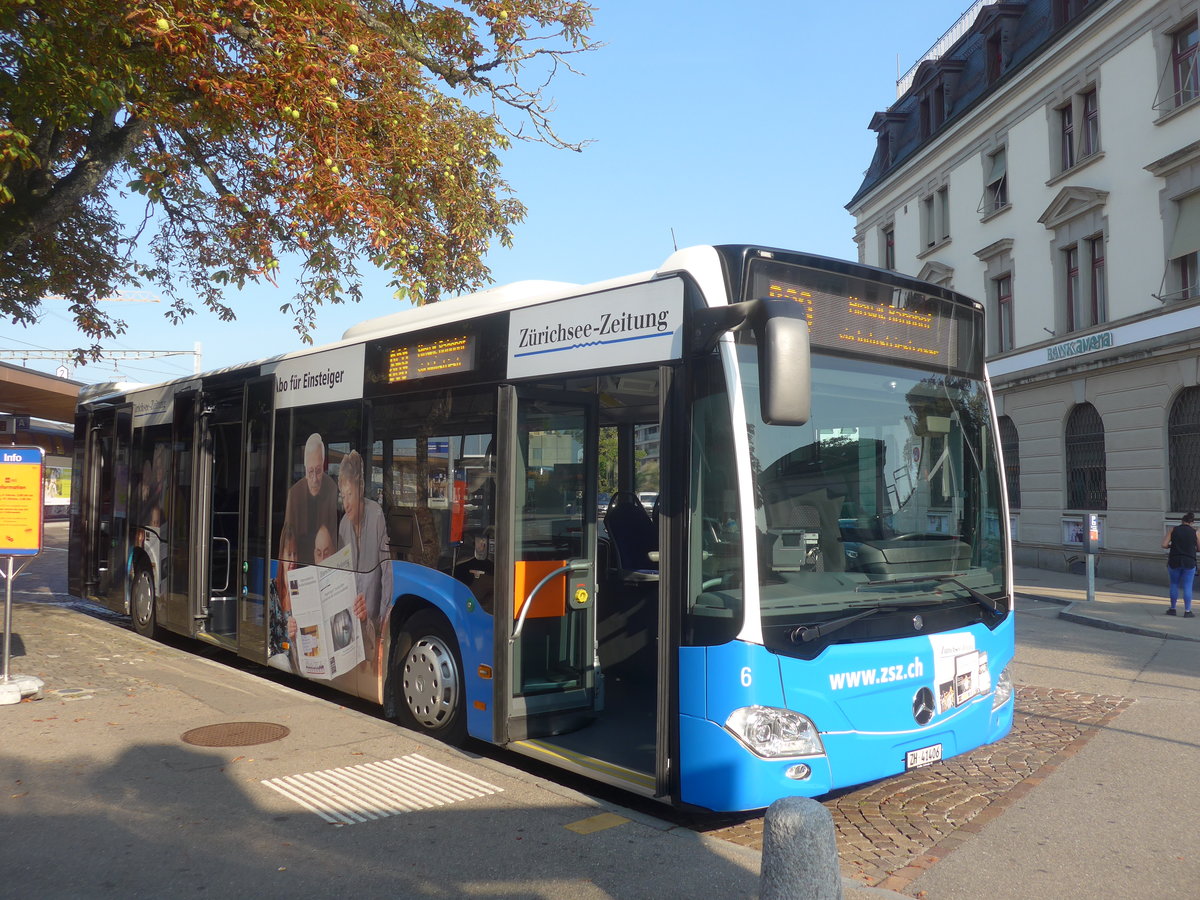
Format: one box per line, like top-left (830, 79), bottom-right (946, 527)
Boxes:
top-left (1014, 563), bottom-right (1200, 642)
top-left (1, 600), bottom-right (900, 899)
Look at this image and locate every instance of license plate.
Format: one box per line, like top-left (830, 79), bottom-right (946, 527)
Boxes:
top-left (905, 743), bottom-right (943, 770)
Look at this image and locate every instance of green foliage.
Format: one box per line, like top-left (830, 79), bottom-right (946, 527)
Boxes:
top-left (0, 0), bottom-right (594, 352)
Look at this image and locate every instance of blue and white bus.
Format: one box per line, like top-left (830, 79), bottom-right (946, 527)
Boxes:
top-left (69, 244), bottom-right (1014, 812)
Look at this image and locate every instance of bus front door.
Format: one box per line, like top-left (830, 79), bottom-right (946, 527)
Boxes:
top-left (498, 388), bottom-right (599, 742)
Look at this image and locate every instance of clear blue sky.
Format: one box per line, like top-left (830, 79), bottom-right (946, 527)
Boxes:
top-left (4, 0), bottom-right (975, 387)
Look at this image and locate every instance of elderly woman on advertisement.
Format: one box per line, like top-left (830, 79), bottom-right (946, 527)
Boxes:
top-left (337, 449), bottom-right (393, 670)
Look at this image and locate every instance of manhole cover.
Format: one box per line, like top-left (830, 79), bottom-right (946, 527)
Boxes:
top-left (181, 722), bottom-right (291, 747)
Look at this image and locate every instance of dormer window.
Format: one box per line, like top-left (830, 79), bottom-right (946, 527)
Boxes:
top-left (1053, 0), bottom-right (1097, 30)
top-left (912, 59), bottom-right (965, 141)
top-left (978, 3), bottom-right (1026, 85)
top-left (868, 110), bottom-right (908, 173)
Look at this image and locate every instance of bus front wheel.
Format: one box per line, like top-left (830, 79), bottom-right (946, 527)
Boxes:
top-left (392, 610), bottom-right (466, 745)
top-left (131, 567), bottom-right (160, 639)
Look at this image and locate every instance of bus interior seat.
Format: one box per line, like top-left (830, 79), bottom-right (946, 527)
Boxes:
top-left (603, 490), bottom-right (659, 583)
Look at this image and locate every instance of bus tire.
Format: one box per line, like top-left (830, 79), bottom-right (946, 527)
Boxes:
top-left (391, 609), bottom-right (466, 746)
top-left (131, 567), bottom-right (160, 639)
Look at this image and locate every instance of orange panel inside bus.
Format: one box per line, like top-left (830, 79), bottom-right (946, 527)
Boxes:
top-left (512, 560), bottom-right (568, 619)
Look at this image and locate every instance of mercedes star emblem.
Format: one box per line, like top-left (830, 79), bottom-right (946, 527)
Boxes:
top-left (913, 687), bottom-right (935, 725)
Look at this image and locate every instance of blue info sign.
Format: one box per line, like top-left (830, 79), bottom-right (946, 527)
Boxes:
top-left (0, 446), bottom-right (44, 557)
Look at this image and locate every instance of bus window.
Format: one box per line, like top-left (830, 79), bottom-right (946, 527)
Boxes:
top-left (685, 356), bottom-right (745, 646)
top-left (370, 389), bottom-right (496, 576)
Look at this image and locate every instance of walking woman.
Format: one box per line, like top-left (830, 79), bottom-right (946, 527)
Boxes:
top-left (1162, 512), bottom-right (1198, 617)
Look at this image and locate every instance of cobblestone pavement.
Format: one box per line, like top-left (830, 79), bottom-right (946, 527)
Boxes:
top-left (689, 685), bottom-right (1132, 893)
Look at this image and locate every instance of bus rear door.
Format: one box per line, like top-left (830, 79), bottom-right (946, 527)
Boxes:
top-left (77, 403), bottom-right (132, 610)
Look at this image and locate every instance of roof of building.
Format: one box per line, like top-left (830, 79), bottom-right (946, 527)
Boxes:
top-left (0, 360), bottom-right (81, 424)
top-left (847, 0), bottom-right (1112, 210)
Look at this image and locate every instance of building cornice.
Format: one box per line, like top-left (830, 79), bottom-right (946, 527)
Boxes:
top-left (1144, 139), bottom-right (1200, 178)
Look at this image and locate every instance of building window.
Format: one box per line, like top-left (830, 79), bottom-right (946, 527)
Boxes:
top-left (1059, 103), bottom-right (1075, 170)
top-left (1054, 87), bottom-right (1100, 174)
top-left (976, 238), bottom-right (1014, 354)
top-left (1039, 186), bottom-right (1108, 331)
top-left (877, 131), bottom-right (892, 169)
top-left (1155, 17), bottom-right (1200, 112)
top-left (987, 32), bottom-right (1004, 84)
top-left (1169, 387), bottom-right (1200, 512)
top-left (1053, 0), bottom-right (1096, 30)
top-left (999, 415), bottom-right (1021, 511)
top-left (920, 186), bottom-right (950, 250)
top-left (1180, 251), bottom-right (1199, 300)
top-left (995, 274), bottom-right (1014, 353)
top-left (1065, 403), bottom-right (1107, 510)
top-left (1064, 245), bottom-right (1080, 328)
top-left (1063, 235), bottom-right (1107, 331)
top-left (1081, 89), bottom-right (1099, 157)
top-left (938, 187), bottom-right (950, 242)
top-left (1162, 192), bottom-right (1200, 301)
top-left (1089, 235), bottom-right (1107, 321)
top-left (979, 147), bottom-right (1009, 215)
top-left (1173, 19), bottom-right (1199, 109)
top-left (882, 224), bottom-right (895, 270)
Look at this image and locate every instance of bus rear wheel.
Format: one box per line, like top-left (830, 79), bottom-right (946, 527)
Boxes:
top-left (131, 567), bottom-right (160, 639)
top-left (391, 610), bottom-right (466, 745)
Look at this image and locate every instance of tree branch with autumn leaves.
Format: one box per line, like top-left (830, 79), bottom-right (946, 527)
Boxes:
top-left (0, 0), bottom-right (596, 353)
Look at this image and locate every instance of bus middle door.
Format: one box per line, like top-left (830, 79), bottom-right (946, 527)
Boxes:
top-left (497, 386), bottom-right (599, 741)
top-left (185, 385), bottom-right (247, 644)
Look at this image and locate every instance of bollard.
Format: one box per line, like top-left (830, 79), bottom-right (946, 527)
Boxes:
top-left (760, 796), bottom-right (843, 900)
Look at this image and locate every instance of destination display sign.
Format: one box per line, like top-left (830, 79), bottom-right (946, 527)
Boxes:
top-left (747, 260), bottom-right (968, 371)
top-left (385, 334), bottom-right (476, 383)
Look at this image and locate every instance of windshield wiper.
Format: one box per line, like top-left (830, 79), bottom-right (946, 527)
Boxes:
top-left (789, 606), bottom-right (895, 644)
top-left (861, 573), bottom-right (1004, 615)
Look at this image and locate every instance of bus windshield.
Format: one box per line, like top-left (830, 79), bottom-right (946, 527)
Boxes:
top-left (738, 347), bottom-right (1008, 656)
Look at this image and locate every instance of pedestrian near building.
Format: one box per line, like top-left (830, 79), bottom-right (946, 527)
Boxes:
top-left (1161, 512), bottom-right (1198, 618)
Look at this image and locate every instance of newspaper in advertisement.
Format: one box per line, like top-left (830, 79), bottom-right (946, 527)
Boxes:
top-left (286, 545), bottom-right (365, 679)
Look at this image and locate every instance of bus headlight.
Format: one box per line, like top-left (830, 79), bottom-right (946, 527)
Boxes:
top-left (992, 665), bottom-right (1013, 709)
top-left (724, 706), bottom-right (824, 758)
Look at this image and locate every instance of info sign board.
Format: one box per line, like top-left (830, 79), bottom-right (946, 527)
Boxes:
top-left (0, 446), bottom-right (44, 557)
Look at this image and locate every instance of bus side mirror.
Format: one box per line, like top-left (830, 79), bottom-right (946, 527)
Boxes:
top-left (690, 299), bottom-right (811, 426)
top-left (757, 311), bottom-right (810, 426)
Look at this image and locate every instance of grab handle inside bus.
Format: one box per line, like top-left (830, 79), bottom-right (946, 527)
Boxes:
top-left (511, 558), bottom-right (591, 641)
top-left (691, 298), bottom-right (811, 426)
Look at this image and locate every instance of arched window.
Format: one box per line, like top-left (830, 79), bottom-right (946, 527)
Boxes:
top-left (1065, 403), bottom-right (1106, 509)
top-left (1168, 387), bottom-right (1200, 511)
top-left (998, 415), bottom-right (1020, 510)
